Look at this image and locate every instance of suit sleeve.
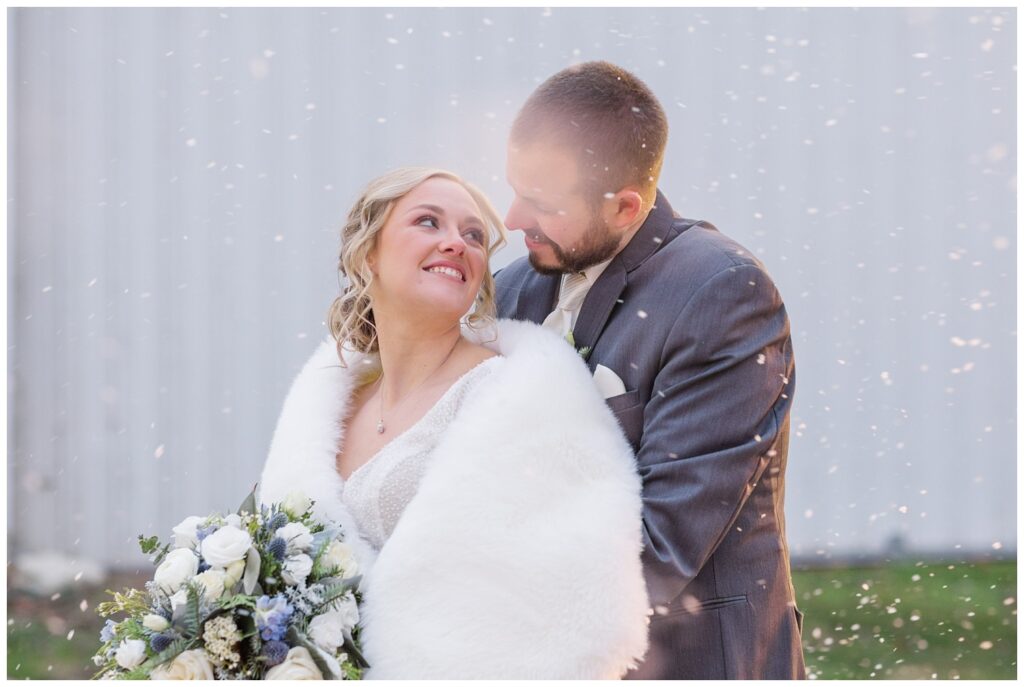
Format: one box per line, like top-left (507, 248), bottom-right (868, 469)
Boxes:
top-left (636, 262), bottom-right (795, 606)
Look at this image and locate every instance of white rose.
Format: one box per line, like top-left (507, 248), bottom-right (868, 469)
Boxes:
top-left (332, 592), bottom-right (360, 631)
top-left (171, 516), bottom-right (205, 549)
top-left (308, 593), bottom-right (359, 653)
top-left (281, 490), bottom-right (313, 517)
top-left (194, 569), bottom-right (226, 600)
top-left (321, 541), bottom-right (358, 578)
top-left (224, 513), bottom-right (243, 529)
top-left (281, 553), bottom-right (313, 586)
top-left (150, 649), bottom-right (215, 680)
top-left (308, 612), bottom-right (346, 654)
top-left (276, 522), bottom-right (313, 554)
top-left (222, 559), bottom-right (246, 589)
top-left (142, 614), bottom-right (170, 632)
top-left (153, 549), bottom-right (198, 594)
top-left (264, 647), bottom-right (323, 680)
top-left (114, 639), bottom-right (147, 670)
top-left (200, 525), bottom-right (252, 567)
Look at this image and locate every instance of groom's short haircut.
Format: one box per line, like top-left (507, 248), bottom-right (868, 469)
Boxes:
top-left (510, 61), bottom-right (668, 205)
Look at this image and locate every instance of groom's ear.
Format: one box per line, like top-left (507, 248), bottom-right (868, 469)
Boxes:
top-left (604, 188), bottom-right (645, 230)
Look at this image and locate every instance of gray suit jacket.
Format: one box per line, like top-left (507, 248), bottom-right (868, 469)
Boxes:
top-left (495, 192), bottom-right (806, 679)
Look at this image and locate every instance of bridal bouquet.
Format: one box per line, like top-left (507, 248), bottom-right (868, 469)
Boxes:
top-left (92, 489), bottom-right (366, 680)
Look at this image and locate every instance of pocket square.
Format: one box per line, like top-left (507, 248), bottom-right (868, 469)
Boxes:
top-left (593, 364), bottom-right (627, 400)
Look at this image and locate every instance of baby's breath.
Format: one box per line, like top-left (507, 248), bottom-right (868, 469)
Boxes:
top-left (202, 616), bottom-right (243, 669)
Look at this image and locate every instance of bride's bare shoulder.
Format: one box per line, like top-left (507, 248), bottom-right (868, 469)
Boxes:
top-left (461, 341), bottom-right (501, 366)
top-left (441, 340), bottom-right (500, 382)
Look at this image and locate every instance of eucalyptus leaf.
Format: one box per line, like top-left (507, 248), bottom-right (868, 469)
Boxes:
top-left (342, 634), bottom-right (370, 669)
top-left (238, 484), bottom-right (258, 516)
top-left (313, 575), bottom-right (360, 592)
top-left (243, 546), bottom-right (261, 595)
top-left (314, 575), bottom-right (343, 588)
top-left (310, 527), bottom-right (342, 552)
top-left (138, 534), bottom-right (160, 554)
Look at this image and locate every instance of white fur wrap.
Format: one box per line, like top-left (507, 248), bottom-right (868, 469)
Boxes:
top-left (259, 319), bottom-right (649, 678)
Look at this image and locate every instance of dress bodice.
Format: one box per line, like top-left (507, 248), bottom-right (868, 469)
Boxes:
top-left (340, 357), bottom-right (501, 551)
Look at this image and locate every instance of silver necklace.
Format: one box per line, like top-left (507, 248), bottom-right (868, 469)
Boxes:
top-left (376, 338), bottom-right (461, 434)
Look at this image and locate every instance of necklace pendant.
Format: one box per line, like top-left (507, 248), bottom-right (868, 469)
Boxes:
top-left (376, 419), bottom-right (385, 434)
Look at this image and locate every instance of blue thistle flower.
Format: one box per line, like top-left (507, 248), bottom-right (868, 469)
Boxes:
top-left (150, 632), bottom-right (174, 654)
top-left (267, 512), bottom-right (289, 532)
top-left (261, 640), bottom-right (290, 667)
top-left (267, 537), bottom-right (287, 562)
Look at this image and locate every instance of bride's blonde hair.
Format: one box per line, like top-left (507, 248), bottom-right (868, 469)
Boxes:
top-left (327, 167), bottom-right (507, 360)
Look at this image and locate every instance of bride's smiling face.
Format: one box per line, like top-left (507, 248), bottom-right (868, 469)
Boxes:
top-left (368, 177), bottom-right (489, 323)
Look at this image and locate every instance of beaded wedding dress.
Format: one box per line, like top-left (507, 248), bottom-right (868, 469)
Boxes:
top-left (340, 358), bottom-right (501, 551)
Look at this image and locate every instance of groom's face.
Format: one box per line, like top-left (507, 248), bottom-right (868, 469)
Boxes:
top-left (504, 141), bottom-right (620, 275)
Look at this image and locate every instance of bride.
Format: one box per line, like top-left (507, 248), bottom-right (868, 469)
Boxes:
top-left (258, 167), bottom-right (649, 679)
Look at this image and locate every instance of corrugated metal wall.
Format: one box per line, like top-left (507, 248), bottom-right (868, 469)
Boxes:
top-left (8, 7), bottom-right (1016, 567)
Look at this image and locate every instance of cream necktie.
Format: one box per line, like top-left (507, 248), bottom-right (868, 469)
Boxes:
top-left (542, 272), bottom-right (590, 338)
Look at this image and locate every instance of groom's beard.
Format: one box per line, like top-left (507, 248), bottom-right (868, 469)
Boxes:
top-left (527, 216), bottom-right (620, 276)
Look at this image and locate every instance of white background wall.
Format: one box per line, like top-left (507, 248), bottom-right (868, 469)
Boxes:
top-left (8, 7), bottom-right (1016, 567)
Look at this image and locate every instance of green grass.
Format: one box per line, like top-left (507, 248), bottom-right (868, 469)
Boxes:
top-left (7, 620), bottom-right (99, 680)
top-left (794, 559), bottom-right (1017, 679)
top-left (7, 561), bottom-right (1017, 679)
top-left (6, 571), bottom-right (148, 680)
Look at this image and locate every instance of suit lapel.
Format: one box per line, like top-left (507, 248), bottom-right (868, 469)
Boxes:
top-left (571, 266), bottom-right (626, 362)
top-left (515, 271), bottom-right (560, 324)
top-left (571, 191), bottom-right (677, 359)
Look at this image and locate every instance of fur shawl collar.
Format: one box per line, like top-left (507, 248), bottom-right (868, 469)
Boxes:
top-left (259, 319), bottom-right (649, 678)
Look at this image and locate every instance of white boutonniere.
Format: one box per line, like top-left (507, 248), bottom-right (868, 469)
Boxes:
top-left (565, 330), bottom-right (591, 360)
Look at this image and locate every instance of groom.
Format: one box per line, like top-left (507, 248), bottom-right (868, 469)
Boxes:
top-left (495, 62), bottom-right (806, 679)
